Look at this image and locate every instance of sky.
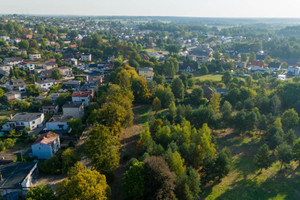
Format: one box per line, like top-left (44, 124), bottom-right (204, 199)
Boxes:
top-left (1, 0), bottom-right (300, 18)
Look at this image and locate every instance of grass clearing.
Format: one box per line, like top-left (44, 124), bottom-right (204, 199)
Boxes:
top-left (193, 74), bottom-right (223, 82)
top-left (204, 130), bottom-right (300, 200)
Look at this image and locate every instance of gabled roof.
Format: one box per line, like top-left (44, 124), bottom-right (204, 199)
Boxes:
top-left (251, 60), bottom-right (264, 68)
top-left (268, 62), bottom-right (281, 69)
top-left (48, 115), bottom-right (72, 123)
top-left (72, 91), bottom-right (90, 98)
top-left (33, 131), bottom-right (59, 145)
top-left (62, 101), bottom-right (83, 108)
top-left (0, 162), bottom-right (36, 189)
top-left (10, 113), bottom-right (43, 122)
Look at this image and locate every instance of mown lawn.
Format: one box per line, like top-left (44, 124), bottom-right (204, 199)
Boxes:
top-left (193, 74), bottom-right (223, 82)
top-left (203, 130), bottom-right (300, 200)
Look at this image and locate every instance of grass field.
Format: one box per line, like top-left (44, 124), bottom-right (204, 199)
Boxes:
top-left (193, 74), bottom-right (223, 82)
top-left (203, 130), bottom-right (300, 200)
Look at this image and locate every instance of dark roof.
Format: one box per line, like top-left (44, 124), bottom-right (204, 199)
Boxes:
top-left (256, 55), bottom-right (266, 61)
top-left (0, 162), bottom-right (36, 189)
top-left (11, 113), bottom-right (43, 122)
top-left (268, 62), bottom-right (281, 68)
top-left (62, 101), bottom-right (83, 108)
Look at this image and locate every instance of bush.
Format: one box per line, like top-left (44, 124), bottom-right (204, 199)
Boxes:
top-left (38, 155), bottom-right (61, 174)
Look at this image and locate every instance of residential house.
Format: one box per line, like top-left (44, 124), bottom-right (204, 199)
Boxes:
top-left (251, 60), bottom-right (264, 68)
top-left (39, 69), bottom-right (53, 80)
top-left (42, 104), bottom-right (58, 114)
top-left (62, 101), bottom-right (84, 119)
top-left (268, 62), bottom-right (281, 72)
top-left (6, 79), bottom-right (26, 93)
top-left (215, 88), bottom-right (228, 95)
top-left (287, 66), bottom-right (300, 76)
top-left (0, 162), bottom-right (37, 197)
top-left (28, 53), bottom-right (41, 61)
top-left (2, 113), bottom-right (44, 131)
top-left (49, 93), bottom-right (60, 102)
top-left (65, 58), bottom-right (78, 66)
top-left (202, 86), bottom-right (214, 100)
top-left (81, 54), bottom-right (92, 62)
top-left (3, 91), bottom-right (22, 101)
top-left (31, 132), bottom-right (60, 159)
top-left (0, 65), bottom-right (12, 75)
top-left (18, 62), bottom-right (35, 71)
top-left (58, 66), bottom-right (73, 78)
top-left (71, 91), bottom-right (90, 107)
top-left (64, 80), bottom-right (81, 89)
top-left (46, 115), bottom-right (73, 131)
top-left (234, 61), bottom-right (247, 69)
top-left (35, 79), bottom-right (56, 91)
top-left (138, 67), bottom-right (154, 81)
top-left (4, 57), bottom-right (23, 66)
top-left (0, 74), bottom-right (9, 84)
top-left (43, 62), bottom-right (58, 70)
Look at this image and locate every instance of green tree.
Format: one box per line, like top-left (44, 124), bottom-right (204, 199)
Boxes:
top-left (61, 148), bottom-right (79, 174)
top-left (293, 139), bottom-right (300, 162)
top-left (26, 184), bottom-right (55, 200)
top-left (222, 71), bottom-right (232, 85)
top-left (122, 161), bottom-right (145, 200)
top-left (254, 144), bottom-right (271, 172)
top-left (241, 53), bottom-right (248, 62)
top-left (51, 68), bottom-right (63, 80)
top-left (56, 163), bottom-right (110, 200)
top-left (281, 109), bottom-right (299, 129)
top-left (85, 125), bottom-right (120, 176)
top-left (208, 93), bottom-right (221, 113)
top-left (171, 78), bottom-right (184, 101)
top-left (67, 118), bottom-right (83, 137)
top-left (152, 97), bottom-right (161, 114)
top-left (249, 52), bottom-right (256, 63)
top-left (190, 88), bottom-right (204, 106)
top-left (26, 84), bottom-right (42, 97)
top-left (275, 143), bottom-right (293, 169)
top-left (215, 147), bottom-right (232, 179)
top-left (200, 65), bottom-right (209, 75)
top-left (18, 40), bottom-right (29, 50)
top-left (132, 77), bottom-right (151, 103)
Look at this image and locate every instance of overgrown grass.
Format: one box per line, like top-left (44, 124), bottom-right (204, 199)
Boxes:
top-left (133, 105), bottom-right (151, 125)
top-left (204, 131), bottom-right (300, 200)
top-left (193, 74), bottom-right (223, 82)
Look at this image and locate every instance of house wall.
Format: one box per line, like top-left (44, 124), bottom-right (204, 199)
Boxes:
top-left (46, 122), bottom-right (68, 130)
top-left (72, 96), bottom-right (89, 107)
top-left (32, 143), bottom-right (53, 159)
top-left (36, 82), bottom-right (54, 90)
top-left (21, 163), bottom-right (37, 188)
top-left (63, 107), bottom-right (83, 119)
top-left (139, 70), bottom-right (154, 80)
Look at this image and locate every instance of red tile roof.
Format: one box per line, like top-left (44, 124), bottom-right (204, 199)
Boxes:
top-left (72, 91), bottom-right (90, 97)
top-left (251, 60), bottom-right (264, 68)
top-left (33, 131), bottom-right (59, 145)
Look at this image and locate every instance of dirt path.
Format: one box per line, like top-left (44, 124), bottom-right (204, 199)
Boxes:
top-left (110, 105), bottom-right (151, 200)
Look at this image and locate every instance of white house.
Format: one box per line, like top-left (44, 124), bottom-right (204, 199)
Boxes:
top-left (287, 66), bottom-right (300, 76)
top-left (4, 91), bottom-right (22, 101)
top-left (58, 66), bottom-right (73, 78)
top-left (0, 65), bottom-right (12, 76)
top-left (46, 115), bottom-right (72, 131)
top-left (2, 113), bottom-right (44, 131)
top-left (6, 79), bottom-right (26, 93)
top-left (0, 162), bottom-right (37, 196)
top-left (31, 131), bottom-right (60, 159)
top-left (71, 91), bottom-right (90, 107)
top-left (35, 79), bottom-right (57, 91)
top-left (81, 54), bottom-right (92, 62)
top-left (18, 62), bottom-right (35, 71)
top-left (29, 53), bottom-right (41, 61)
top-left (138, 67), bottom-right (154, 81)
top-left (4, 57), bottom-right (23, 66)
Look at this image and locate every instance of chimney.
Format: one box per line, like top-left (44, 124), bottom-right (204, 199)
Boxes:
top-left (0, 172), bottom-right (3, 181)
top-left (10, 114), bottom-right (13, 120)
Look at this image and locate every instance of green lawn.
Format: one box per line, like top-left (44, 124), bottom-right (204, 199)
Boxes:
top-left (203, 131), bottom-right (300, 200)
top-left (132, 105), bottom-right (151, 125)
top-left (193, 74), bottom-right (223, 82)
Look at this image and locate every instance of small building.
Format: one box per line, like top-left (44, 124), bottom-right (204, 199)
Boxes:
top-left (71, 91), bottom-right (90, 107)
top-left (4, 57), bottom-right (23, 66)
top-left (268, 62), bottom-right (281, 72)
top-left (42, 104), bottom-right (59, 114)
top-left (62, 101), bottom-right (84, 119)
top-left (287, 66), bottom-right (300, 76)
top-left (0, 162), bottom-right (37, 197)
top-left (234, 61), bottom-right (247, 69)
top-left (2, 113), bottom-right (44, 131)
top-left (6, 79), bottom-right (26, 93)
top-left (46, 115), bottom-right (73, 131)
top-left (0, 65), bottom-right (12, 75)
top-left (3, 91), bottom-right (22, 101)
top-left (58, 66), bottom-right (73, 78)
top-left (64, 80), bottom-right (81, 89)
top-left (251, 60), bottom-right (264, 68)
top-left (18, 62), bottom-right (35, 71)
top-left (277, 74), bottom-right (286, 80)
top-left (81, 54), bottom-right (92, 62)
top-left (138, 67), bottom-right (154, 81)
top-left (28, 53), bottom-right (41, 61)
top-left (49, 93), bottom-right (60, 102)
top-left (32, 131), bottom-right (60, 159)
top-left (35, 79), bottom-right (56, 91)
top-left (202, 86), bottom-right (214, 100)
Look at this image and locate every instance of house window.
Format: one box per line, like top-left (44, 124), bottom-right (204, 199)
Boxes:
top-left (32, 121), bottom-right (35, 124)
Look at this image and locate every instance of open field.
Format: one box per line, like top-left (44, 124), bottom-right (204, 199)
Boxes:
top-left (203, 130), bottom-right (300, 200)
top-left (193, 74), bottom-right (223, 82)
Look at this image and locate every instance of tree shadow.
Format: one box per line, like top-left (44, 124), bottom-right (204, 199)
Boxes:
top-left (215, 165), bottom-right (300, 200)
